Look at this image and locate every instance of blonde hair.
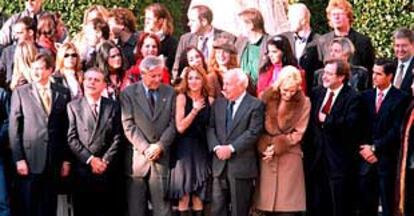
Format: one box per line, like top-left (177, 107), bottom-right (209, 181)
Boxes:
top-left (55, 41), bottom-right (81, 72)
top-left (272, 65), bottom-right (302, 90)
top-left (11, 41), bottom-right (37, 90)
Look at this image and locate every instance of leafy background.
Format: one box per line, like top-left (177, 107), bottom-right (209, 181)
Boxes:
top-left (0, 0), bottom-right (413, 58)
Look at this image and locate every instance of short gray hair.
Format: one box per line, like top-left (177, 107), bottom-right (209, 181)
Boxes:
top-left (224, 68), bottom-right (249, 89)
top-left (139, 55), bottom-right (165, 74)
top-left (393, 27), bottom-right (414, 43)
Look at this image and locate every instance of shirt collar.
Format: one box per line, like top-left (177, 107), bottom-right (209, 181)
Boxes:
top-left (328, 84), bottom-right (344, 96)
top-left (399, 56), bottom-right (413, 65)
top-left (233, 91), bottom-right (247, 105)
top-left (85, 95), bottom-right (102, 107)
top-left (35, 80), bottom-right (51, 90)
top-left (377, 84), bottom-right (392, 97)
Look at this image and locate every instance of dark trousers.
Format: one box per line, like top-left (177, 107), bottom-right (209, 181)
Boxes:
top-left (126, 169), bottom-right (172, 216)
top-left (358, 168), bottom-right (394, 216)
top-left (405, 169), bottom-right (414, 216)
top-left (307, 159), bottom-right (352, 216)
top-left (72, 165), bottom-right (114, 216)
top-left (16, 173), bottom-right (57, 216)
top-left (211, 172), bottom-right (255, 216)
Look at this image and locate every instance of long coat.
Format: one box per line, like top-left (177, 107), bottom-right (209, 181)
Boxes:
top-left (254, 88), bottom-right (310, 212)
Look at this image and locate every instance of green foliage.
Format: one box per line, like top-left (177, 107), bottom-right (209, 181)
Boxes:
top-left (0, 0), bottom-right (185, 37)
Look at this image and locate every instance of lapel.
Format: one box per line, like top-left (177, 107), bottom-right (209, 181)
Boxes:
top-left (188, 33), bottom-right (198, 47)
top-left (314, 87), bottom-right (327, 122)
top-left (401, 58), bottom-right (414, 88)
top-left (329, 85), bottom-right (350, 116)
top-left (29, 83), bottom-right (49, 117)
top-left (136, 83), bottom-right (153, 120)
top-left (377, 86), bottom-right (396, 115)
top-left (50, 82), bottom-right (61, 114)
top-left (227, 94), bottom-right (250, 136)
top-left (153, 85), bottom-right (168, 120)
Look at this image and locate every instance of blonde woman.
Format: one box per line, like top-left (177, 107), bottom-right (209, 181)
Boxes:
top-left (10, 41), bottom-right (37, 90)
top-left (54, 42), bottom-right (83, 99)
top-left (255, 65), bottom-right (310, 216)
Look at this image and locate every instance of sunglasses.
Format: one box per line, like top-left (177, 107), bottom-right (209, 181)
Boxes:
top-left (39, 30), bottom-right (54, 36)
top-left (64, 53), bottom-right (79, 58)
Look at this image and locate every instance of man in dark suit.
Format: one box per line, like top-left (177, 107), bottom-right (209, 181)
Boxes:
top-left (392, 27), bottom-right (414, 95)
top-left (207, 68), bottom-right (264, 216)
top-left (358, 59), bottom-right (409, 216)
top-left (121, 55), bottom-right (176, 216)
top-left (67, 67), bottom-right (122, 216)
top-left (305, 58), bottom-right (362, 216)
top-left (282, 3), bottom-right (323, 90)
top-left (318, 0), bottom-right (375, 75)
top-left (172, 4), bottom-right (235, 79)
top-left (9, 53), bottom-right (71, 216)
top-left (0, 86), bottom-right (10, 216)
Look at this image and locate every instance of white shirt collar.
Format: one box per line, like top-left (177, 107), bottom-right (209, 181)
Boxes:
top-left (377, 84), bottom-right (392, 98)
top-left (85, 96), bottom-right (102, 107)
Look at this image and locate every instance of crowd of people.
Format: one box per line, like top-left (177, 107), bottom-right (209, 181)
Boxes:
top-left (0, 0), bottom-right (413, 216)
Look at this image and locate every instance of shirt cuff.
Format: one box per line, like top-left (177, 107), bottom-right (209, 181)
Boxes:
top-left (213, 145), bottom-right (220, 152)
top-left (229, 145), bottom-right (235, 153)
top-left (86, 155), bottom-right (94, 164)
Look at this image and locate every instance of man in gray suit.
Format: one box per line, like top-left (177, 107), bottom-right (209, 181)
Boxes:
top-left (172, 4), bottom-right (235, 79)
top-left (67, 67), bottom-right (122, 216)
top-left (9, 53), bottom-right (71, 216)
top-left (207, 68), bottom-right (264, 216)
top-left (121, 55), bottom-right (176, 216)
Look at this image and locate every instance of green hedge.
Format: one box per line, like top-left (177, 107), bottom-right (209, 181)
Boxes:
top-left (1, 0), bottom-right (413, 58)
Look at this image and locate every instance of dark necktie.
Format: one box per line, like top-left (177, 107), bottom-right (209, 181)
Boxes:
top-left (321, 91), bottom-right (335, 114)
top-left (226, 101), bottom-right (235, 133)
top-left (147, 90), bottom-right (156, 115)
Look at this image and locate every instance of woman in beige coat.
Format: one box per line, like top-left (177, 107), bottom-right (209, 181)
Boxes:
top-left (254, 65), bottom-right (311, 216)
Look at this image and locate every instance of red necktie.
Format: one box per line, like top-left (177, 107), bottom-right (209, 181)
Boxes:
top-left (376, 91), bottom-right (384, 113)
top-left (322, 91), bottom-right (335, 114)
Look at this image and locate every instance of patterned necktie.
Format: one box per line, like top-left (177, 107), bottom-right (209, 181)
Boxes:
top-left (226, 101), bottom-right (235, 133)
top-left (198, 36), bottom-right (209, 59)
top-left (147, 90), bottom-right (156, 115)
top-left (321, 91), bottom-right (335, 114)
top-left (91, 103), bottom-right (98, 120)
top-left (395, 64), bottom-right (405, 89)
top-left (375, 91), bottom-right (384, 113)
top-left (39, 87), bottom-right (51, 114)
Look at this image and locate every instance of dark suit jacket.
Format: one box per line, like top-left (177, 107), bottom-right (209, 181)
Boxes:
top-left (318, 28), bottom-right (375, 74)
top-left (120, 82), bottom-right (176, 177)
top-left (67, 97), bottom-right (121, 166)
top-left (282, 31), bottom-right (323, 89)
top-left (172, 28), bottom-right (236, 75)
top-left (307, 85), bottom-right (362, 177)
top-left (397, 57), bottom-right (414, 96)
top-left (360, 87), bottom-right (409, 175)
top-left (0, 87), bottom-right (9, 156)
top-left (207, 94), bottom-right (264, 179)
top-left (9, 82), bottom-right (71, 174)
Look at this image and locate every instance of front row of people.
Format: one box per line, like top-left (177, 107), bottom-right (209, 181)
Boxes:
top-left (5, 51), bottom-right (414, 216)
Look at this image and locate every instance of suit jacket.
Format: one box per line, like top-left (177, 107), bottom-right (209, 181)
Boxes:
top-left (67, 97), bottom-right (121, 166)
top-left (172, 28), bottom-right (236, 75)
top-left (318, 28), bottom-right (375, 74)
top-left (0, 87), bottom-right (9, 156)
top-left (207, 94), bottom-right (264, 179)
top-left (235, 34), bottom-right (271, 74)
top-left (0, 44), bottom-right (15, 86)
top-left (120, 82), bottom-right (176, 177)
top-left (306, 85), bottom-right (362, 177)
top-left (359, 87), bottom-right (409, 175)
top-left (397, 57), bottom-right (414, 96)
top-left (282, 31), bottom-right (323, 89)
top-left (9, 82), bottom-right (71, 174)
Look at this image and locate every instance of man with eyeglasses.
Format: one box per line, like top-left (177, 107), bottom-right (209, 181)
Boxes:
top-left (318, 0), bottom-right (375, 79)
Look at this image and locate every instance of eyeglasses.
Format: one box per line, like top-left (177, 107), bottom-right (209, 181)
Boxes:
top-left (64, 53), bottom-right (78, 58)
top-left (39, 30), bottom-right (54, 36)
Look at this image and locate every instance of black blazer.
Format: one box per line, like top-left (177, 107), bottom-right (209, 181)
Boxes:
top-left (207, 94), bottom-right (264, 179)
top-left (307, 85), bottom-right (362, 177)
top-left (67, 97), bottom-right (122, 166)
top-left (9, 83), bottom-right (71, 174)
top-left (360, 87), bottom-right (409, 175)
top-left (397, 57), bottom-right (414, 96)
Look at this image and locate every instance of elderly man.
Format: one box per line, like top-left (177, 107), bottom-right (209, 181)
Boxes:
top-left (282, 3), bottom-right (323, 90)
top-left (207, 68), bottom-right (264, 216)
top-left (67, 67), bottom-right (122, 216)
top-left (121, 55), bottom-right (176, 216)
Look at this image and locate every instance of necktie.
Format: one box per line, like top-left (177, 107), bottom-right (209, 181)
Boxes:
top-left (147, 90), bottom-right (156, 115)
top-left (226, 101), bottom-right (235, 133)
top-left (375, 91), bottom-right (384, 113)
top-left (395, 64), bottom-right (405, 89)
top-left (39, 87), bottom-right (51, 114)
top-left (198, 36), bottom-right (209, 59)
top-left (321, 91), bottom-right (335, 114)
top-left (91, 103), bottom-right (98, 120)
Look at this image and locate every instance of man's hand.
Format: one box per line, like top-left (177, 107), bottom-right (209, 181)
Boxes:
top-left (215, 145), bottom-right (232, 160)
top-left (359, 145), bottom-right (378, 164)
top-left (144, 144), bottom-right (163, 161)
top-left (16, 160), bottom-right (29, 176)
top-left (60, 161), bottom-right (71, 177)
top-left (90, 157), bottom-right (107, 174)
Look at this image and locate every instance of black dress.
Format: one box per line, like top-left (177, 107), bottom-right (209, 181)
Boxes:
top-left (169, 95), bottom-right (211, 201)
